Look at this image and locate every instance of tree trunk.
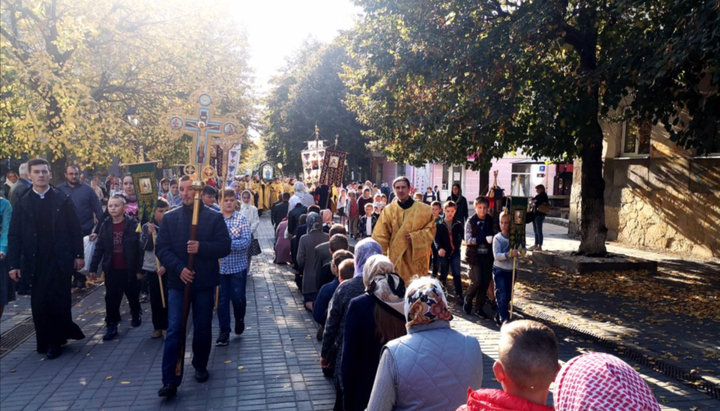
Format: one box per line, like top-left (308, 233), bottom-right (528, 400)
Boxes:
top-left (578, 120), bottom-right (608, 256)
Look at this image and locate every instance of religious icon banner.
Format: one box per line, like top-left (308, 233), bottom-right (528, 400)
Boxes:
top-left (319, 148), bottom-right (347, 186)
top-left (127, 161), bottom-right (159, 226)
top-left (509, 196), bottom-right (528, 250)
top-left (301, 148), bottom-right (325, 184)
top-left (227, 144), bottom-right (242, 184)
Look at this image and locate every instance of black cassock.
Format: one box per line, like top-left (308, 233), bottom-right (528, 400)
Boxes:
top-left (9, 189), bottom-right (85, 352)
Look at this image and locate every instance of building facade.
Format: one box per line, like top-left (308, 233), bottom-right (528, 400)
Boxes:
top-left (569, 120), bottom-right (720, 257)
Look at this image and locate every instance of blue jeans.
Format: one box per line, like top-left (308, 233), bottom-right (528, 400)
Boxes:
top-left (439, 253), bottom-right (463, 298)
top-left (533, 214), bottom-right (545, 246)
top-left (217, 270), bottom-right (247, 332)
top-left (162, 287), bottom-right (214, 386)
top-left (493, 267), bottom-right (513, 322)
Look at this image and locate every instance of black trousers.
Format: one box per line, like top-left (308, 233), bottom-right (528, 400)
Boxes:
top-left (105, 268), bottom-right (141, 324)
top-left (142, 269), bottom-right (168, 330)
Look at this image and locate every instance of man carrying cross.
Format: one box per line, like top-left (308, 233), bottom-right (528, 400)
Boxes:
top-left (156, 175), bottom-right (230, 397)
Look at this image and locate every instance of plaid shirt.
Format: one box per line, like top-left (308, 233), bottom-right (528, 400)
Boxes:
top-left (220, 211), bottom-right (252, 274)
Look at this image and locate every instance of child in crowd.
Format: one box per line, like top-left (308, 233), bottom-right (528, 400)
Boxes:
top-left (554, 352), bottom-right (660, 410)
top-left (139, 198), bottom-right (170, 339)
top-left (359, 203), bottom-right (377, 239)
top-left (430, 200), bottom-right (443, 277)
top-left (463, 197), bottom-right (496, 318)
top-left (347, 191), bottom-right (360, 238)
top-left (413, 192), bottom-right (424, 202)
top-left (89, 195), bottom-right (142, 341)
top-left (313, 251), bottom-right (354, 330)
top-left (435, 201), bottom-right (464, 303)
top-left (492, 212), bottom-right (517, 326)
top-left (337, 188), bottom-right (348, 227)
top-left (459, 320), bottom-right (559, 411)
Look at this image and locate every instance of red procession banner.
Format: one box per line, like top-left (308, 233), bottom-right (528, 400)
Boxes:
top-left (319, 148), bottom-right (347, 186)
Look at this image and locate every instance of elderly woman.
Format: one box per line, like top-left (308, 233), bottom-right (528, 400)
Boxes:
top-left (341, 255), bottom-right (407, 411)
top-left (367, 277), bottom-right (483, 411)
top-left (322, 237), bottom-right (383, 410)
top-left (289, 181), bottom-right (315, 210)
top-left (554, 353), bottom-right (660, 411)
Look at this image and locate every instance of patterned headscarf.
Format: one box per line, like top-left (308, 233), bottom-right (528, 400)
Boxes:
top-left (306, 212), bottom-right (322, 231)
top-left (404, 277), bottom-right (453, 328)
top-left (362, 255), bottom-right (405, 316)
top-left (554, 353), bottom-right (660, 411)
top-left (354, 238), bottom-right (382, 278)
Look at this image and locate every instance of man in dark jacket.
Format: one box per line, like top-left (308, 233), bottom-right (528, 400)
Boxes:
top-left (7, 158), bottom-right (85, 359)
top-left (58, 164), bottom-right (104, 289)
top-left (434, 200), bottom-right (465, 303)
top-left (156, 176), bottom-right (231, 398)
top-left (271, 192), bottom-right (290, 230)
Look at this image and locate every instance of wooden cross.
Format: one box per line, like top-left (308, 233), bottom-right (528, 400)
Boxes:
top-left (166, 91), bottom-right (242, 184)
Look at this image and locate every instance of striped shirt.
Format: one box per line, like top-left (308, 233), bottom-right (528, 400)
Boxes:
top-left (220, 211), bottom-right (252, 274)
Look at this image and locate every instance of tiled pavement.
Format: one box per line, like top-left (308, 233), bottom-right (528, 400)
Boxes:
top-left (0, 215), bottom-right (717, 410)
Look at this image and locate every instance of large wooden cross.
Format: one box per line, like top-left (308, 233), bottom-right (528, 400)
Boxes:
top-left (167, 91), bottom-right (242, 184)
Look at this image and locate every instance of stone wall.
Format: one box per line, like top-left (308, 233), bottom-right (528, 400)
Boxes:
top-left (604, 157), bottom-right (720, 257)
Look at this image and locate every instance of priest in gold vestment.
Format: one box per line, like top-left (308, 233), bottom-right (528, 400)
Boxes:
top-left (372, 176), bottom-right (436, 284)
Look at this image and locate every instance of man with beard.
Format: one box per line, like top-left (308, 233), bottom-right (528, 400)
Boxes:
top-left (8, 158), bottom-right (85, 359)
top-left (58, 165), bottom-right (104, 289)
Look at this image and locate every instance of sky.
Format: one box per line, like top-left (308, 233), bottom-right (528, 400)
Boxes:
top-left (228, 0), bottom-right (361, 94)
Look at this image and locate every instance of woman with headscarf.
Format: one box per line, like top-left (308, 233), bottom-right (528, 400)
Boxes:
top-left (321, 208), bottom-right (333, 233)
top-left (341, 255), bottom-right (406, 411)
top-left (554, 352), bottom-right (660, 411)
top-left (297, 212), bottom-right (329, 311)
top-left (239, 190), bottom-right (260, 266)
top-left (321, 237), bottom-right (382, 410)
top-left (447, 183), bottom-right (468, 225)
top-left (289, 181), bottom-right (315, 211)
top-left (367, 277), bottom-right (483, 411)
top-left (273, 217), bottom-right (292, 265)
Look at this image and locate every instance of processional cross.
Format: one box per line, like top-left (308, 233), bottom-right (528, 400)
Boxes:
top-left (165, 91), bottom-right (242, 377)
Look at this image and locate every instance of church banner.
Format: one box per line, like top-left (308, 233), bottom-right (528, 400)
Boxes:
top-left (509, 196), bottom-right (528, 250)
top-left (301, 147), bottom-right (325, 184)
top-left (319, 148), bottom-right (347, 186)
top-left (227, 144), bottom-right (242, 185)
top-left (127, 161), bottom-right (159, 226)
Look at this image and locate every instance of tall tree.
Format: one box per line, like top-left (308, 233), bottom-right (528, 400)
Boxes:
top-left (343, 0), bottom-right (719, 255)
top-left (263, 39), bottom-right (370, 178)
top-left (1, 0), bottom-right (256, 172)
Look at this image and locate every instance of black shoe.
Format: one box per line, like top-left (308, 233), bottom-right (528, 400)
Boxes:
top-left (463, 300), bottom-right (472, 315)
top-left (131, 313), bottom-right (142, 327)
top-left (103, 324), bottom-right (118, 341)
top-left (216, 331), bottom-right (229, 346)
top-left (139, 293), bottom-right (149, 303)
top-left (46, 346), bottom-right (62, 360)
top-left (194, 369), bottom-right (209, 383)
top-left (234, 319), bottom-right (245, 335)
top-left (316, 325), bottom-right (324, 341)
top-left (158, 384), bottom-right (177, 398)
top-left (494, 313), bottom-right (503, 327)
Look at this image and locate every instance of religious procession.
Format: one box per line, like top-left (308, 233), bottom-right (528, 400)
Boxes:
top-left (1, 1), bottom-right (719, 410)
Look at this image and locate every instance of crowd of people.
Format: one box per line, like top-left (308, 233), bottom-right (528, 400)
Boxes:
top-left (0, 162), bottom-right (661, 409)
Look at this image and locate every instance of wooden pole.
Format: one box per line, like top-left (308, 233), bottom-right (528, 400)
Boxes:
top-left (175, 180), bottom-right (203, 377)
top-left (509, 250), bottom-right (517, 320)
top-left (151, 230), bottom-right (166, 308)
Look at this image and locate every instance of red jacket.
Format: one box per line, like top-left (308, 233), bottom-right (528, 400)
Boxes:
top-left (458, 389), bottom-right (554, 411)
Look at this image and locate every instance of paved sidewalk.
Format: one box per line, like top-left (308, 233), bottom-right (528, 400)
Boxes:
top-left (0, 215), bottom-right (716, 410)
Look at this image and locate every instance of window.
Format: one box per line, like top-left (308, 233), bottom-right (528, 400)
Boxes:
top-left (510, 164), bottom-right (532, 197)
top-left (622, 120), bottom-right (651, 155)
top-left (442, 165), bottom-right (450, 190)
top-left (396, 163), bottom-right (405, 179)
